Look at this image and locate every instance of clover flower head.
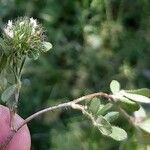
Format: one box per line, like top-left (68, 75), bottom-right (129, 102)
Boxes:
top-left (3, 17), bottom-right (52, 60)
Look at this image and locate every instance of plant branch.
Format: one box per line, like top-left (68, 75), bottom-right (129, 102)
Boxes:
top-left (17, 92), bottom-right (112, 131)
top-left (1, 92), bottom-right (112, 149)
top-left (71, 103), bottom-right (96, 125)
top-left (2, 91), bottom-right (135, 149)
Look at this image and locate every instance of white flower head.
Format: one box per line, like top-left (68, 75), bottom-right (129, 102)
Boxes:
top-left (2, 17), bottom-right (50, 60)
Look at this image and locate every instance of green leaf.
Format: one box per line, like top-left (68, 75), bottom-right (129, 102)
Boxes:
top-left (0, 54), bottom-right (8, 73)
top-left (0, 37), bottom-right (11, 55)
top-left (138, 119), bottom-right (150, 134)
top-left (108, 126), bottom-right (127, 141)
top-left (110, 80), bottom-right (120, 94)
top-left (88, 98), bottom-right (101, 114)
top-left (123, 92), bottom-right (150, 103)
top-left (1, 85), bottom-right (16, 102)
top-left (125, 88), bottom-right (150, 97)
top-left (104, 111), bottom-right (119, 123)
top-left (116, 97), bottom-right (140, 113)
top-left (96, 115), bottom-right (112, 136)
top-left (43, 42), bottom-right (52, 52)
top-left (97, 103), bottom-right (113, 115)
top-left (0, 75), bottom-right (7, 91)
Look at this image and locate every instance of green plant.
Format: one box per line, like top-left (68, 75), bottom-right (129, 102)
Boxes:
top-left (0, 17), bottom-right (52, 129)
top-left (0, 17), bottom-right (150, 150)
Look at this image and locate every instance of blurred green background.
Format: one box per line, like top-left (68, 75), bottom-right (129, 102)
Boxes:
top-left (0, 0), bottom-right (150, 149)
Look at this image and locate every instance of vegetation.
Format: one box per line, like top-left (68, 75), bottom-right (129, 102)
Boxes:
top-left (0, 0), bottom-right (150, 149)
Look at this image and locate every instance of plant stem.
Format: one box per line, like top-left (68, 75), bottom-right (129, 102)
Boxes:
top-left (9, 57), bottom-right (23, 130)
top-left (1, 92), bottom-right (112, 149)
top-left (2, 91), bottom-right (136, 149)
top-left (18, 92), bottom-right (112, 130)
top-left (19, 57), bottom-right (26, 77)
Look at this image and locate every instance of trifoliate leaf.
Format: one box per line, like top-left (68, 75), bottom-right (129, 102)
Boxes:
top-left (96, 115), bottom-right (112, 136)
top-left (1, 84), bottom-right (16, 102)
top-left (104, 111), bottom-right (119, 123)
top-left (110, 80), bottom-right (120, 94)
top-left (108, 126), bottom-right (127, 141)
top-left (125, 88), bottom-right (150, 97)
top-left (123, 92), bottom-right (150, 103)
top-left (43, 42), bottom-right (52, 52)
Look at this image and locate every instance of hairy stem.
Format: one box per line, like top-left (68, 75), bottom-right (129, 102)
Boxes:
top-left (19, 57), bottom-right (26, 77)
top-left (9, 58), bottom-right (23, 130)
top-left (18, 92), bottom-right (112, 130)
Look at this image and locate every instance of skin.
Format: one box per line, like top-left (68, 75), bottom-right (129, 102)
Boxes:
top-left (0, 105), bottom-right (31, 150)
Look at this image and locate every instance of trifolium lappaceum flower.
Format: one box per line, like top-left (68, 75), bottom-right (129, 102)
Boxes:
top-left (2, 17), bottom-right (52, 60)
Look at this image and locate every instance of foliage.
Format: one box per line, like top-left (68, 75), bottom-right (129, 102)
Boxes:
top-left (0, 0), bottom-right (150, 149)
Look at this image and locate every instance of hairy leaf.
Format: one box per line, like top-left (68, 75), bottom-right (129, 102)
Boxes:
top-left (88, 98), bottom-right (101, 114)
top-left (1, 84), bottom-right (16, 102)
top-left (123, 92), bottom-right (150, 103)
top-left (43, 42), bottom-right (52, 52)
top-left (0, 75), bottom-right (7, 91)
top-left (116, 97), bottom-right (140, 113)
top-left (110, 80), bottom-right (120, 94)
top-left (104, 111), bottom-right (119, 123)
top-left (0, 54), bottom-right (8, 73)
top-left (108, 126), bottom-right (127, 141)
top-left (125, 88), bottom-right (150, 97)
top-left (96, 115), bottom-right (112, 136)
